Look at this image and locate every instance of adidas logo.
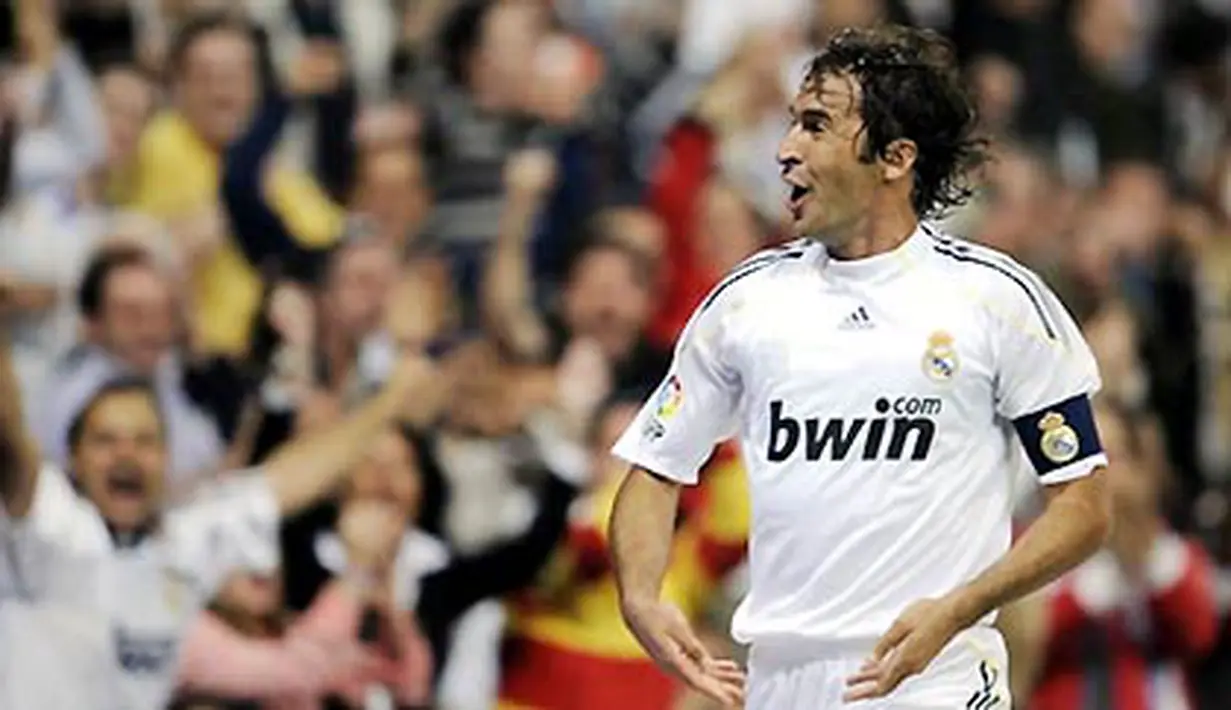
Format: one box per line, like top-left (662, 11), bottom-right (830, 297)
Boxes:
top-left (838, 306), bottom-right (874, 330)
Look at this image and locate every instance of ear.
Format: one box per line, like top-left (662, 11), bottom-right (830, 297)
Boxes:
top-left (879, 138), bottom-right (918, 182)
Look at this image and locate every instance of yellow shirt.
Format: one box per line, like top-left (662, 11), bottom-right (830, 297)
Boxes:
top-left (127, 111), bottom-right (343, 356)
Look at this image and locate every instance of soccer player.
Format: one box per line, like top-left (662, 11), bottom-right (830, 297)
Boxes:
top-left (608, 25), bottom-right (1112, 709)
top-left (0, 335), bottom-right (437, 709)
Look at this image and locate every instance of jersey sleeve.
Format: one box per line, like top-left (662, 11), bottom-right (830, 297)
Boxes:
top-left (0, 464), bottom-right (108, 599)
top-left (162, 472), bottom-right (281, 600)
top-left (611, 297), bottom-right (741, 485)
top-left (989, 273), bottom-right (1107, 485)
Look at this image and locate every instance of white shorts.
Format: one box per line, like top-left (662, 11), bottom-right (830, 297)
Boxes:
top-left (746, 626), bottom-right (1010, 710)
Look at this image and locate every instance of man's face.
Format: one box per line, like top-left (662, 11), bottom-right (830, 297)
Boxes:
top-left (94, 264), bottom-right (176, 374)
top-left (563, 248), bottom-right (651, 363)
top-left (99, 69), bottom-right (155, 169)
top-left (323, 241), bottom-right (398, 341)
top-left (71, 391), bottom-right (167, 533)
top-left (354, 150), bottom-right (429, 247)
top-left (470, 0), bottom-right (545, 108)
top-left (175, 29), bottom-right (257, 147)
top-left (778, 73), bottom-right (883, 242)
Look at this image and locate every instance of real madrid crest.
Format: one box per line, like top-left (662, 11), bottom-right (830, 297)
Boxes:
top-left (922, 331), bottom-right (960, 382)
top-left (1038, 412), bottom-right (1080, 464)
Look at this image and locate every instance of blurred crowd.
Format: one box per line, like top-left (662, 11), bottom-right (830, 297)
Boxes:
top-left (0, 0), bottom-right (1227, 708)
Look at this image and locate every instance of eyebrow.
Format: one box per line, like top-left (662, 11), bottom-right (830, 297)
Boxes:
top-left (790, 106), bottom-right (831, 123)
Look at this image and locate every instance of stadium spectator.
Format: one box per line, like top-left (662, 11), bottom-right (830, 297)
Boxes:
top-left (31, 245), bottom-right (225, 487)
top-left (127, 14), bottom-right (343, 356)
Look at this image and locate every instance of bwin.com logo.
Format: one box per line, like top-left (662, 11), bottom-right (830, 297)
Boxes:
top-left (766, 396), bottom-right (942, 462)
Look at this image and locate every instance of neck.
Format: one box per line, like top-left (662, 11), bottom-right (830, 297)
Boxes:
top-left (105, 517), bottom-right (157, 549)
top-left (824, 195), bottom-right (919, 260)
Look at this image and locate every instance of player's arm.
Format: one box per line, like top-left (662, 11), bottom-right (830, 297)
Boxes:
top-left (947, 278), bottom-right (1112, 628)
top-left (611, 465), bottom-right (683, 608)
top-left (0, 336), bottom-right (39, 518)
top-left (996, 591), bottom-right (1048, 705)
top-left (608, 297), bottom-right (744, 706)
top-left (949, 467), bottom-right (1108, 629)
top-left (848, 270), bottom-right (1110, 701)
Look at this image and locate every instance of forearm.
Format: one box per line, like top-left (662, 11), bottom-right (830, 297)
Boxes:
top-left (995, 592), bottom-right (1047, 704)
top-left (610, 466), bottom-right (681, 608)
top-left (263, 387), bottom-right (400, 515)
top-left (49, 46), bottom-right (108, 168)
top-left (310, 82), bottom-right (358, 202)
top-left (179, 614), bottom-right (344, 698)
top-left (220, 93), bottom-right (310, 267)
top-left (0, 338), bottom-right (39, 516)
top-left (0, 280), bottom-right (58, 317)
top-left (483, 200), bottom-right (548, 359)
top-left (950, 471), bottom-right (1110, 627)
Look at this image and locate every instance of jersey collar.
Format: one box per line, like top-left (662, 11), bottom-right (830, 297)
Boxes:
top-left (816, 223), bottom-right (929, 281)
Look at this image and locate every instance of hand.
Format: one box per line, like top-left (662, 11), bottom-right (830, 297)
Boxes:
top-left (268, 282), bottom-right (316, 348)
top-left (621, 599), bottom-right (745, 707)
top-left (338, 499), bottom-right (405, 573)
top-left (503, 148), bottom-right (558, 203)
top-left (555, 337), bottom-right (612, 426)
top-left (844, 597), bottom-right (967, 702)
top-left (295, 389), bottom-right (343, 434)
top-left (385, 352), bottom-right (448, 428)
top-left (383, 273), bottom-right (440, 350)
top-left (693, 30), bottom-right (786, 138)
top-left (354, 103), bottom-right (420, 149)
top-left (169, 203), bottom-right (225, 265)
top-left (287, 40), bottom-right (346, 97)
top-left (384, 350), bottom-right (435, 394)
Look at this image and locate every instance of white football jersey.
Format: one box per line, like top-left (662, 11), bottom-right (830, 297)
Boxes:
top-left (0, 463), bottom-right (280, 709)
top-left (613, 225), bottom-right (1107, 652)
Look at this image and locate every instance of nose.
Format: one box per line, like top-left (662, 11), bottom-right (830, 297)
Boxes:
top-left (778, 154), bottom-right (802, 179)
top-left (778, 132), bottom-right (802, 177)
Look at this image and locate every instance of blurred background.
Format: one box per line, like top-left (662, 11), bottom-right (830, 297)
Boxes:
top-left (0, 0), bottom-right (1227, 708)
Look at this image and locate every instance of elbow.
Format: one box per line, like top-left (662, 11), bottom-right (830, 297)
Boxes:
top-left (1086, 490), bottom-right (1113, 556)
top-left (1089, 491), bottom-right (1113, 550)
top-left (1072, 468), bottom-right (1113, 559)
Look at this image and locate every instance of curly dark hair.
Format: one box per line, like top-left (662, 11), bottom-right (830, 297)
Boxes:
top-left (804, 25), bottom-right (988, 218)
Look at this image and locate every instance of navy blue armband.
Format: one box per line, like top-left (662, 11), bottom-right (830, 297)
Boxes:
top-left (1012, 394), bottom-right (1103, 476)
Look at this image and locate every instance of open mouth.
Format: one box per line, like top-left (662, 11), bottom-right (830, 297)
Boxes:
top-left (785, 182), bottom-right (813, 217)
top-left (106, 470), bottom-right (146, 501)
